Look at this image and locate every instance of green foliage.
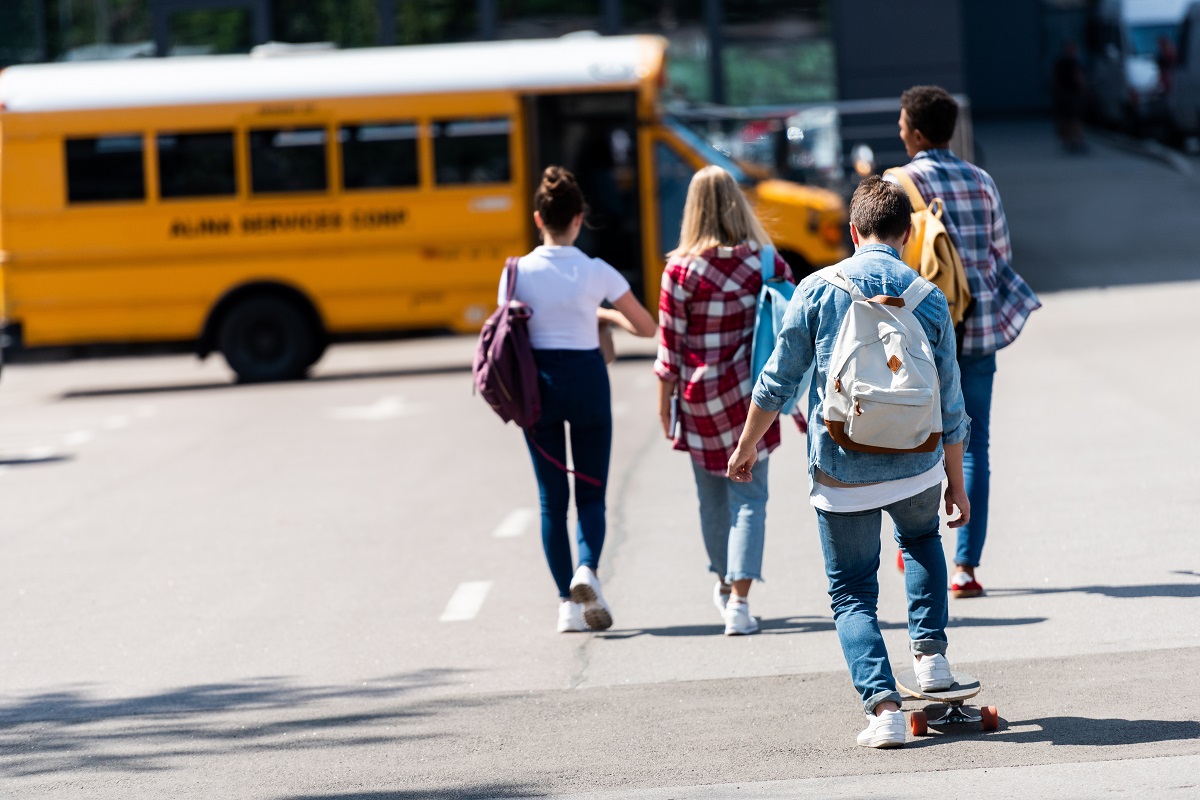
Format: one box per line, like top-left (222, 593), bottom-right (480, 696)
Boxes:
top-left (171, 10), bottom-right (253, 55)
top-left (396, 0), bottom-right (477, 45)
top-left (272, 0), bottom-right (378, 47)
top-left (725, 40), bottom-right (835, 105)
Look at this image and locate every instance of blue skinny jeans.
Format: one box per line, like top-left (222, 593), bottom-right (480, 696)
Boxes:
top-left (956, 352), bottom-right (996, 568)
top-left (815, 483), bottom-right (950, 714)
top-left (524, 349), bottom-right (611, 600)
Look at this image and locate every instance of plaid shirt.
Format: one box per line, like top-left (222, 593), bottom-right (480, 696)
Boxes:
top-left (892, 149), bottom-right (1041, 356)
top-left (654, 243), bottom-right (796, 474)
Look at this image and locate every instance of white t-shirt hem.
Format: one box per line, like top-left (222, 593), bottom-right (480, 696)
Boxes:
top-left (809, 462), bottom-right (946, 514)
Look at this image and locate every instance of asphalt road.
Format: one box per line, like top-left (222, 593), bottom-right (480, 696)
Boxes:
top-left (0, 121), bottom-right (1197, 798)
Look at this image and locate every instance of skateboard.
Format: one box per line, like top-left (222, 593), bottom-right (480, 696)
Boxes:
top-left (894, 670), bottom-right (999, 736)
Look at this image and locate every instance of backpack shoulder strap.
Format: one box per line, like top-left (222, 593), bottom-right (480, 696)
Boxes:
top-left (502, 256), bottom-right (521, 302)
top-left (900, 275), bottom-right (936, 310)
top-left (884, 167), bottom-right (928, 212)
top-left (759, 244), bottom-right (776, 282)
top-left (815, 265), bottom-right (867, 301)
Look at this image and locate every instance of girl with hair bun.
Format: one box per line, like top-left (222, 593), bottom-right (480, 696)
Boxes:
top-left (653, 165), bottom-right (802, 635)
top-left (502, 165), bottom-right (657, 633)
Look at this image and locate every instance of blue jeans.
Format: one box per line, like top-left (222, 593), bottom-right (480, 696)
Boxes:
top-left (815, 484), bottom-right (949, 714)
top-left (691, 458), bottom-right (770, 583)
top-left (524, 349), bottom-right (611, 600)
top-left (956, 353), bottom-right (996, 568)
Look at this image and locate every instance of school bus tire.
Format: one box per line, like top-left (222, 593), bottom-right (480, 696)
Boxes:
top-left (217, 294), bottom-right (318, 383)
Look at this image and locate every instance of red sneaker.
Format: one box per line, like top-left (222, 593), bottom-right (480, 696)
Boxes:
top-left (951, 571), bottom-right (984, 598)
top-left (896, 549), bottom-right (905, 573)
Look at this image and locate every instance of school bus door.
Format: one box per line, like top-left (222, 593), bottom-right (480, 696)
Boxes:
top-left (525, 92), bottom-right (644, 301)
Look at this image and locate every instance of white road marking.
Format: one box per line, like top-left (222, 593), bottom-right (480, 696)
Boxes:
top-left (328, 396), bottom-right (420, 421)
top-left (439, 581), bottom-right (492, 622)
top-left (63, 431), bottom-right (94, 446)
top-left (492, 508), bottom-right (535, 539)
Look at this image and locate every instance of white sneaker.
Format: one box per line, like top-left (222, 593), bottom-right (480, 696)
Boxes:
top-left (913, 653), bottom-right (954, 691)
top-left (557, 600), bottom-right (586, 633)
top-left (713, 581), bottom-right (731, 616)
top-left (722, 599), bottom-right (759, 635)
top-left (856, 709), bottom-right (906, 748)
top-left (569, 566), bottom-right (612, 631)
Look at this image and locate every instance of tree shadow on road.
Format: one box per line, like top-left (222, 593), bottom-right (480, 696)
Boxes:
top-left (0, 668), bottom-right (479, 779)
top-left (988, 715), bottom-right (1200, 747)
top-left (58, 363), bottom-right (474, 401)
top-left (597, 614), bottom-right (1046, 639)
top-left (987, 579), bottom-right (1200, 600)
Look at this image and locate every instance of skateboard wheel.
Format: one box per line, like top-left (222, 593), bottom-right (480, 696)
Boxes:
top-left (910, 709), bottom-right (928, 736)
top-left (980, 705), bottom-right (999, 731)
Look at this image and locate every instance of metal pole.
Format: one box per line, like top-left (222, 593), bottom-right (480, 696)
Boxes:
top-left (602, 0), bottom-right (621, 35)
top-left (704, 0), bottom-right (725, 105)
top-left (477, 0), bottom-right (496, 41)
top-left (377, 0), bottom-right (396, 46)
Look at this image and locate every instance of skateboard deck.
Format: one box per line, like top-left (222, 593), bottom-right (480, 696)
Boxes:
top-left (894, 670), bottom-right (998, 735)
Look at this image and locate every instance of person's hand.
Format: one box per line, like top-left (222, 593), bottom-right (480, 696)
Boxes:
top-left (727, 442), bottom-right (758, 482)
top-left (659, 389), bottom-right (673, 440)
top-left (945, 483), bottom-right (971, 528)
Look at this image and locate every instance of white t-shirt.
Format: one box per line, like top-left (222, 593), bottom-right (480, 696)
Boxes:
top-left (809, 462), bottom-right (946, 514)
top-left (498, 245), bottom-right (631, 350)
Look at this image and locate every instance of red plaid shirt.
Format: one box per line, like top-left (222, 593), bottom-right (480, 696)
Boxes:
top-left (654, 243), bottom-right (796, 474)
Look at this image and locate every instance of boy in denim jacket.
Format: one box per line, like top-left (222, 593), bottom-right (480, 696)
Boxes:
top-left (727, 176), bottom-right (970, 748)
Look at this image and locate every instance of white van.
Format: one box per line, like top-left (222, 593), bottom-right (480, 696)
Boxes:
top-left (1088, 0), bottom-right (1190, 130)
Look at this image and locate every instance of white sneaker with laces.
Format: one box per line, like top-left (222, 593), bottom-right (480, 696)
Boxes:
top-left (557, 600), bottom-right (586, 633)
top-left (722, 599), bottom-right (758, 635)
top-left (856, 709), bottom-right (906, 748)
top-left (569, 566), bottom-right (612, 631)
top-left (913, 653), bottom-right (954, 691)
top-left (713, 582), bottom-right (731, 616)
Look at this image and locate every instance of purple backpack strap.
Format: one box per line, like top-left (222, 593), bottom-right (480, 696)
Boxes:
top-left (503, 256), bottom-right (520, 302)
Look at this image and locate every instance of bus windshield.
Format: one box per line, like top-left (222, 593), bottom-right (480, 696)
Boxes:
top-left (664, 119), bottom-right (750, 185)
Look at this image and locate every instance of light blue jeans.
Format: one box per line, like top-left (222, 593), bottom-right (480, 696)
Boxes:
top-left (815, 483), bottom-right (949, 714)
top-left (691, 458), bottom-right (769, 583)
top-left (956, 352), bottom-right (996, 568)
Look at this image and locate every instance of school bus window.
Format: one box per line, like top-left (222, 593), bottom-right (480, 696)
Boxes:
top-left (65, 135), bottom-right (145, 204)
top-left (249, 127), bottom-right (328, 194)
top-left (158, 132), bottom-right (237, 199)
top-left (339, 122), bottom-right (419, 190)
top-left (432, 118), bottom-right (511, 185)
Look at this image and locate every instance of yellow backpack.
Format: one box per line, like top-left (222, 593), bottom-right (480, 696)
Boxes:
top-left (883, 167), bottom-right (973, 327)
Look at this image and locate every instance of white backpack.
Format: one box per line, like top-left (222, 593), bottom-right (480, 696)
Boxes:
top-left (817, 267), bottom-right (942, 454)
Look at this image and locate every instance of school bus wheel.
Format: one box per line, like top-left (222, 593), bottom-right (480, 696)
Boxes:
top-left (217, 294), bottom-right (319, 383)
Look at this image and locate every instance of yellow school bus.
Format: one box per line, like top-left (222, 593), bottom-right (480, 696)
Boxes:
top-left (0, 35), bottom-right (846, 382)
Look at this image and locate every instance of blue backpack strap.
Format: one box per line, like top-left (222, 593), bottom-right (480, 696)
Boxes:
top-left (759, 244), bottom-right (776, 282)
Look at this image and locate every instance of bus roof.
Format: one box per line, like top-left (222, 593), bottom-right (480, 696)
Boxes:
top-left (0, 34), bottom-right (663, 114)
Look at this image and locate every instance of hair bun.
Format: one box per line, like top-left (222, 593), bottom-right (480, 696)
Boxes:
top-left (541, 166), bottom-right (574, 197)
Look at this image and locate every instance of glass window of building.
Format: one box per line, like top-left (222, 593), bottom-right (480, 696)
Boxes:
top-left (273, 0), bottom-right (378, 48)
top-left (65, 135), bottom-right (146, 203)
top-left (167, 9), bottom-right (254, 55)
top-left (494, 1), bottom-right (603, 39)
top-left (157, 132), bottom-right (237, 198)
top-left (339, 122), bottom-right (420, 190)
top-left (249, 128), bottom-right (328, 194)
top-left (432, 118), bottom-right (512, 185)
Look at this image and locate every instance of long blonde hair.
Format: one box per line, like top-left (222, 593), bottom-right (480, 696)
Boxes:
top-left (670, 165), bottom-right (773, 259)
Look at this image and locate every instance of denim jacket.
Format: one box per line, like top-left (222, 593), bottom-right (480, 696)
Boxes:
top-left (752, 244), bottom-right (969, 485)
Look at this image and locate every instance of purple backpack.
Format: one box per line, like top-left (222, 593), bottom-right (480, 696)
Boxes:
top-left (473, 257), bottom-right (541, 429)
